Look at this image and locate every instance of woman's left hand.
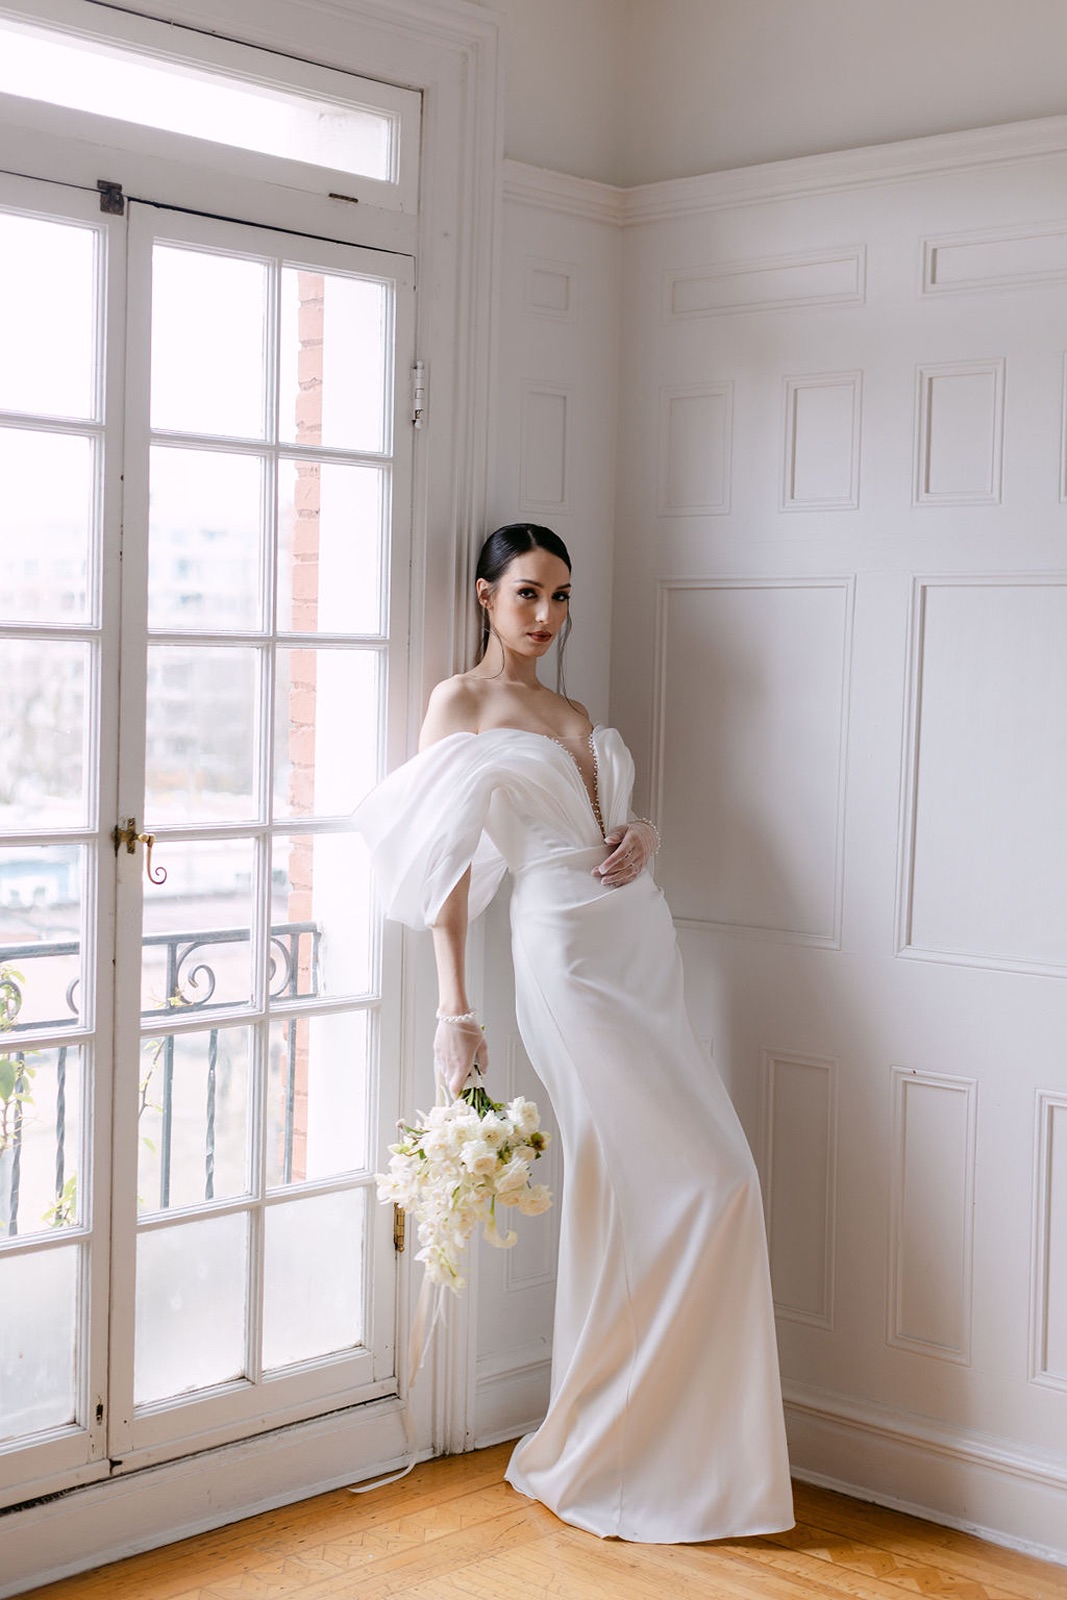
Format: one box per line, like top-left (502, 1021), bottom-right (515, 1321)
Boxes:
top-left (595, 821), bottom-right (657, 888)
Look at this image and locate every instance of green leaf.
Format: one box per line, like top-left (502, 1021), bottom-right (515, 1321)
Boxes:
top-left (0, 1057), bottom-right (15, 1103)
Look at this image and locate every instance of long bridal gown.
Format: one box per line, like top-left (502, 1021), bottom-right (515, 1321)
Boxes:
top-left (353, 724), bottom-right (794, 1543)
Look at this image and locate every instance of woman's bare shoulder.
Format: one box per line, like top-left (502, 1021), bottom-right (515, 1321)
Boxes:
top-left (419, 674), bottom-right (484, 748)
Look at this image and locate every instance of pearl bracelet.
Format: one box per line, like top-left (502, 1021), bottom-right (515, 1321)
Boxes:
top-left (436, 1009), bottom-right (480, 1025)
top-left (630, 816), bottom-right (661, 853)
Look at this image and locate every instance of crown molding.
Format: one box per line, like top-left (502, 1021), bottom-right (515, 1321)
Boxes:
top-left (622, 114), bottom-right (1067, 224)
top-left (505, 115), bottom-right (1067, 228)
top-left (502, 159), bottom-right (625, 224)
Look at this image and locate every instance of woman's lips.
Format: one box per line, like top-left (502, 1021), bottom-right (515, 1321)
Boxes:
top-left (528, 631), bottom-right (552, 642)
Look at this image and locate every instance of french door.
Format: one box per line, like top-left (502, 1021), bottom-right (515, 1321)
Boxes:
top-left (0, 172), bottom-right (412, 1500)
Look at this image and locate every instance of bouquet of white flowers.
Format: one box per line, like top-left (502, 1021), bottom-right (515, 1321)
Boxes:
top-left (377, 1076), bottom-right (552, 1292)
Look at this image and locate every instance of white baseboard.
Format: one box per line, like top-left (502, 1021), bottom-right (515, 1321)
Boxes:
top-left (472, 1342), bottom-right (550, 1450)
top-left (784, 1381), bottom-right (1067, 1567)
top-left (0, 1398), bottom-right (414, 1599)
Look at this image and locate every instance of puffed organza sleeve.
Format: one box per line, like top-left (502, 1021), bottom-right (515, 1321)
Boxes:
top-left (351, 733), bottom-right (508, 929)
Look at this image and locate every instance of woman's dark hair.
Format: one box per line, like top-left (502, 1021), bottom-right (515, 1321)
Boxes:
top-left (475, 523), bottom-right (574, 692)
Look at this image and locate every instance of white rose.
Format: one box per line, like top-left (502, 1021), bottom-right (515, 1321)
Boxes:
top-left (478, 1112), bottom-right (509, 1149)
top-left (459, 1139), bottom-right (498, 1176)
top-left (515, 1182), bottom-right (552, 1216)
top-left (507, 1098), bottom-right (540, 1139)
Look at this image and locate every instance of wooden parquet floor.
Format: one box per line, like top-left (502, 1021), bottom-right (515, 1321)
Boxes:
top-left (25, 1442), bottom-right (1067, 1600)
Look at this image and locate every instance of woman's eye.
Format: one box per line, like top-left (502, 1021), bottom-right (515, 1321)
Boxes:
top-left (517, 588), bottom-right (536, 598)
top-left (553, 592), bottom-right (570, 603)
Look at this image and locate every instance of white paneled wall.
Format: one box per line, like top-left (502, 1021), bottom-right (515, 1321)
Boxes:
top-left (472, 129), bottom-right (1067, 1559)
top-left (610, 129), bottom-right (1067, 1558)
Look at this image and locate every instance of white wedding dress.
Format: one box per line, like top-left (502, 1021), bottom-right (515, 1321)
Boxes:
top-left (354, 725), bottom-right (794, 1543)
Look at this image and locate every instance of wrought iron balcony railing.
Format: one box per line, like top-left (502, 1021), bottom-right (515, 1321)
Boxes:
top-left (0, 920), bottom-right (322, 1236)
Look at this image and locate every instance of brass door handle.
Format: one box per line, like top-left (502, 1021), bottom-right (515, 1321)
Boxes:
top-left (113, 818), bottom-right (168, 885)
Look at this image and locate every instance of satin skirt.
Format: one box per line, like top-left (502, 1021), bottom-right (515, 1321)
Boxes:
top-left (502, 847), bottom-right (794, 1543)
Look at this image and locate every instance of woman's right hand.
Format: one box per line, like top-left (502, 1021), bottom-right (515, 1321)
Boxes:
top-left (433, 1016), bottom-right (489, 1098)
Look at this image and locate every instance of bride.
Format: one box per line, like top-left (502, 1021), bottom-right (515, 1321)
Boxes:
top-left (354, 523), bottom-right (794, 1543)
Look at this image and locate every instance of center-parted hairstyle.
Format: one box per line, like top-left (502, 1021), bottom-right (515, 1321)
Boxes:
top-left (475, 523), bottom-right (574, 692)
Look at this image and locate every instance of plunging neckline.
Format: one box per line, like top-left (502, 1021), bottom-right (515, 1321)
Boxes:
top-left (480, 725), bottom-right (605, 838)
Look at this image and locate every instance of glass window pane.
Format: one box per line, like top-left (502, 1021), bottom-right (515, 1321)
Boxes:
top-left (279, 270), bottom-right (389, 453)
top-left (135, 1214), bottom-right (247, 1405)
top-left (148, 447), bottom-right (263, 630)
top-left (277, 460), bottom-right (386, 635)
top-left (0, 212), bottom-right (96, 420)
top-left (271, 835), bottom-right (373, 999)
top-left (267, 1011), bottom-right (369, 1188)
top-left (275, 648), bottom-right (379, 819)
top-left (151, 246), bottom-right (268, 439)
top-left (0, 844), bottom-right (83, 1030)
top-left (140, 838), bottom-right (257, 1017)
top-left (0, 1244), bottom-right (78, 1437)
top-left (0, 429), bottom-right (93, 623)
top-left (0, 19), bottom-right (396, 182)
top-left (262, 1189), bottom-right (364, 1370)
top-left (1, 1046), bottom-right (82, 1240)
top-left (138, 1027), bottom-right (249, 1213)
top-left (145, 645), bottom-right (259, 825)
top-left (0, 640), bottom-right (88, 830)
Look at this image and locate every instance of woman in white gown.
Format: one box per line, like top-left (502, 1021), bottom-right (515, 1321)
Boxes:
top-left (354, 524), bottom-right (794, 1543)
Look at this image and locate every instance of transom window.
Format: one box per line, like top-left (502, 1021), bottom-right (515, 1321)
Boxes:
top-left (0, 5), bottom-right (419, 208)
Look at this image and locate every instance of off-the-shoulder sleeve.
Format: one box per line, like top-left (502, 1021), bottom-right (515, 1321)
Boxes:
top-left (351, 734), bottom-right (508, 929)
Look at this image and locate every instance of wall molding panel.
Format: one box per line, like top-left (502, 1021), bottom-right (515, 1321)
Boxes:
top-left (888, 1068), bottom-right (977, 1365)
top-left (913, 358), bottom-right (1005, 506)
top-left (761, 1050), bottom-right (838, 1329)
top-left (665, 245), bottom-right (866, 320)
top-left (923, 220), bottom-right (1067, 295)
top-left (652, 577), bottom-right (854, 946)
top-left (1030, 1091), bottom-right (1067, 1393)
top-left (523, 257), bottom-right (577, 321)
top-left (898, 575), bottom-right (1067, 978)
top-left (781, 370), bottom-right (862, 511)
top-left (1061, 353), bottom-right (1067, 504)
top-left (658, 382), bottom-right (734, 514)
top-left (665, 245), bottom-right (866, 319)
top-left (519, 381), bottom-right (571, 511)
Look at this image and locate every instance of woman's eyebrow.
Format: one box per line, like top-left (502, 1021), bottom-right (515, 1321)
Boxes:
top-left (510, 576), bottom-right (571, 589)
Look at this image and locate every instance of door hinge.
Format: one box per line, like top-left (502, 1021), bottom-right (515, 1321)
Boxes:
top-left (393, 1203), bottom-right (406, 1252)
top-left (97, 179), bottom-right (125, 216)
top-left (412, 360), bottom-right (425, 429)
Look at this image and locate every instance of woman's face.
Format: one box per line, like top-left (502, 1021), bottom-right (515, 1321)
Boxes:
top-left (478, 548), bottom-right (572, 659)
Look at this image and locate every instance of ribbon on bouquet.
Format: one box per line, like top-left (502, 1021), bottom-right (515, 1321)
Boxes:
top-left (347, 1273), bottom-right (446, 1494)
top-left (348, 1071), bottom-right (455, 1495)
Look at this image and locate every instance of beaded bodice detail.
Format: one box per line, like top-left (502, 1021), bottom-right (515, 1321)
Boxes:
top-left (545, 730), bottom-right (605, 839)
